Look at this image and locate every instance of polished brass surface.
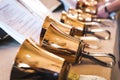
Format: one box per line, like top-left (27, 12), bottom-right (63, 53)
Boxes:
top-left (68, 8), bottom-right (94, 22)
top-left (61, 11), bottom-right (103, 28)
top-left (40, 22), bottom-right (113, 65)
top-left (60, 11), bottom-right (111, 40)
top-left (40, 23), bottom-right (81, 63)
top-left (42, 16), bottom-right (72, 35)
top-left (76, 0), bottom-right (97, 14)
top-left (40, 24), bottom-right (115, 67)
top-left (68, 8), bottom-right (113, 27)
top-left (61, 10), bottom-right (108, 27)
top-left (11, 39), bottom-right (65, 73)
top-left (61, 11), bottom-right (85, 28)
top-left (43, 16), bottom-right (86, 37)
top-left (68, 8), bottom-right (83, 16)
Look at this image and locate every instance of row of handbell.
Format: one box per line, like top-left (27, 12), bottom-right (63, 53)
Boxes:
top-left (10, 0), bottom-right (115, 80)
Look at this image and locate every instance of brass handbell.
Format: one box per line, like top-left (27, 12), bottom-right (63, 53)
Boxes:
top-left (76, 0), bottom-right (99, 13)
top-left (68, 8), bottom-right (113, 27)
top-left (68, 8), bottom-right (94, 22)
top-left (40, 23), bottom-right (81, 63)
top-left (76, 0), bottom-right (97, 14)
top-left (61, 11), bottom-right (85, 28)
top-left (61, 11), bottom-right (105, 29)
top-left (10, 39), bottom-right (71, 80)
top-left (61, 11), bottom-right (111, 40)
top-left (43, 16), bottom-right (101, 49)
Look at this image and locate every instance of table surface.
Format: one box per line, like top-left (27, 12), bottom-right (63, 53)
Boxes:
top-left (0, 10), bottom-right (120, 80)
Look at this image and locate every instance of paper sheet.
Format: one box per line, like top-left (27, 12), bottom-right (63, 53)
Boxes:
top-left (0, 0), bottom-right (49, 44)
top-left (17, 0), bottom-right (50, 20)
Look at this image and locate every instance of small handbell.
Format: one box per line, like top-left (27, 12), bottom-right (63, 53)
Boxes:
top-left (68, 8), bottom-right (113, 27)
top-left (60, 11), bottom-right (85, 28)
top-left (68, 8), bottom-right (94, 22)
top-left (60, 11), bottom-right (111, 40)
top-left (76, 0), bottom-right (97, 14)
top-left (61, 11), bottom-right (105, 29)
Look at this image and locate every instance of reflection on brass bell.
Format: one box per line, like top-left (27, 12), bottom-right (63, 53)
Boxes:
top-left (68, 8), bottom-right (94, 22)
top-left (61, 11), bottom-right (102, 28)
top-left (43, 16), bottom-right (83, 36)
top-left (67, 8), bottom-right (113, 27)
top-left (61, 11), bottom-right (85, 28)
top-left (76, 0), bottom-right (97, 14)
top-left (10, 39), bottom-right (71, 80)
top-left (40, 23), bottom-right (81, 63)
top-left (60, 11), bottom-right (111, 40)
top-left (40, 28), bottom-right (115, 67)
top-left (68, 8), bottom-right (83, 17)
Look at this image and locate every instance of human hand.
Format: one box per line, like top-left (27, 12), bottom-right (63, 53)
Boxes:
top-left (97, 5), bottom-right (109, 18)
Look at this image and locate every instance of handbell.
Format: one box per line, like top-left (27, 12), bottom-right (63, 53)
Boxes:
top-left (68, 8), bottom-right (113, 27)
top-left (68, 8), bottom-right (94, 22)
top-left (42, 16), bottom-right (101, 49)
top-left (76, 0), bottom-right (97, 14)
top-left (40, 23), bottom-right (81, 63)
top-left (61, 10), bottom-right (107, 28)
top-left (60, 11), bottom-right (85, 28)
top-left (61, 11), bottom-right (105, 29)
top-left (61, 11), bottom-right (111, 40)
top-left (10, 39), bottom-right (71, 80)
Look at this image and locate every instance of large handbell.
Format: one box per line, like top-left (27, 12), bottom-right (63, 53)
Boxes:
top-left (60, 11), bottom-right (111, 40)
top-left (10, 39), bottom-right (71, 80)
top-left (40, 23), bottom-right (82, 63)
top-left (43, 16), bottom-right (101, 49)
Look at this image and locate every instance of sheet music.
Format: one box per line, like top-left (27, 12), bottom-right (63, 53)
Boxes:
top-left (17, 0), bottom-right (50, 20)
top-left (0, 0), bottom-right (48, 44)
